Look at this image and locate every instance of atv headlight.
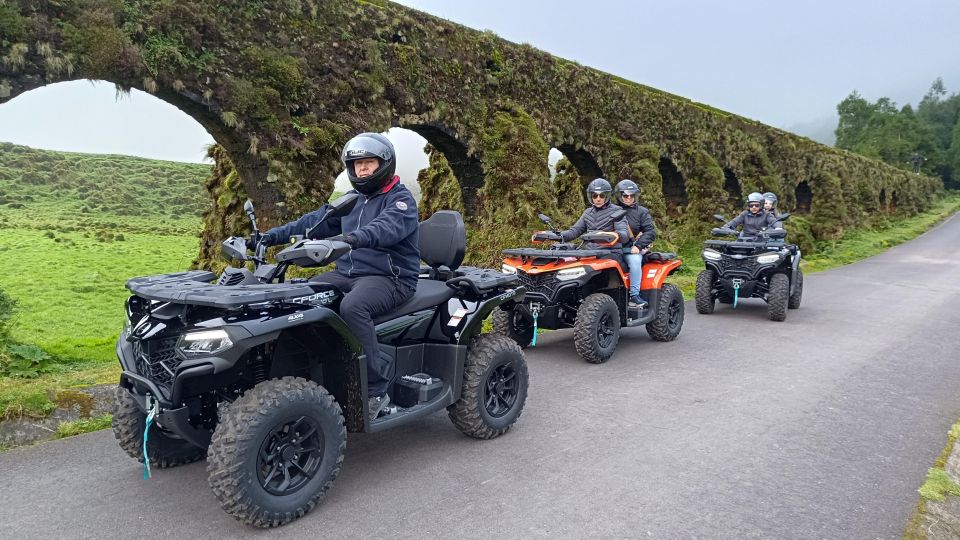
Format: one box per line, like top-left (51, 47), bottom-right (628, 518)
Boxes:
top-left (556, 266), bottom-right (586, 281)
top-left (702, 249), bottom-right (722, 261)
top-left (177, 329), bottom-right (233, 357)
top-left (756, 253), bottom-right (781, 264)
top-left (501, 263), bottom-right (517, 275)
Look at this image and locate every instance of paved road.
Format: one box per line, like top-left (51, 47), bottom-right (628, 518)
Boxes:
top-left (3, 214), bottom-right (960, 539)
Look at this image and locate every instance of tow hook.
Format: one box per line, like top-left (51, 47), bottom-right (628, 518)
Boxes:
top-left (732, 278), bottom-right (743, 308)
top-left (143, 394), bottom-right (161, 479)
top-left (529, 303), bottom-right (541, 347)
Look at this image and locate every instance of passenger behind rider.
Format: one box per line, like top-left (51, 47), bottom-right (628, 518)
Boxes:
top-left (762, 192), bottom-right (780, 218)
top-left (615, 179), bottom-right (656, 310)
top-left (723, 192), bottom-right (779, 239)
top-left (256, 133), bottom-right (419, 421)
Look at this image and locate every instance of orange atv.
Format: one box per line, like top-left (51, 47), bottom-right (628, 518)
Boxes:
top-left (494, 213), bottom-right (684, 363)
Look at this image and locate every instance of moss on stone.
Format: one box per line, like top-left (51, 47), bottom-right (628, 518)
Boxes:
top-left (417, 144), bottom-right (464, 219)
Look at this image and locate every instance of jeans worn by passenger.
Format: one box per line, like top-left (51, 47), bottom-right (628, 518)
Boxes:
top-left (624, 252), bottom-right (643, 299)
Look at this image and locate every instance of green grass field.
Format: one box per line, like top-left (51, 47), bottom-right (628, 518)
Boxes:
top-left (0, 143), bottom-right (207, 418)
top-left (0, 225), bottom-right (200, 362)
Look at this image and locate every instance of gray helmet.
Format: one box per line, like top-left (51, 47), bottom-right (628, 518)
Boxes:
top-left (586, 178), bottom-right (612, 204)
top-left (341, 133), bottom-right (396, 195)
top-left (762, 192), bottom-right (778, 208)
top-left (746, 192), bottom-right (764, 208)
top-left (615, 179), bottom-right (639, 204)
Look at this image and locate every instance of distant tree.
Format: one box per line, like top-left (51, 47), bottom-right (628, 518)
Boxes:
top-left (835, 79), bottom-right (959, 186)
top-left (835, 91), bottom-right (875, 150)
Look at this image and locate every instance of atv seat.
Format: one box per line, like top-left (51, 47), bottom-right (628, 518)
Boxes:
top-left (373, 280), bottom-right (453, 324)
top-left (419, 210), bottom-right (466, 281)
top-left (374, 210), bottom-right (466, 324)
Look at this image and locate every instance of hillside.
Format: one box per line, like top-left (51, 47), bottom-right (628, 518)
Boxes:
top-left (0, 142), bottom-right (209, 227)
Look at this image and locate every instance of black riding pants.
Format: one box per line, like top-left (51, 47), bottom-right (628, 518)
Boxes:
top-left (310, 272), bottom-right (414, 396)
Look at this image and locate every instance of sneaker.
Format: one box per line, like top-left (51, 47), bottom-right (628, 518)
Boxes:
top-left (368, 394), bottom-right (390, 422)
top-left (629, 295), bottom-right (648, 310)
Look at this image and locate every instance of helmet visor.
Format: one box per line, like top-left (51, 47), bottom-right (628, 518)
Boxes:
top-left (342, 136), bottom-right (393, 162)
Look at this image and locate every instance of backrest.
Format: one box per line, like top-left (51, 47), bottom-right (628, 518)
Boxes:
top-left (418, 210), bottom-right (466, 279)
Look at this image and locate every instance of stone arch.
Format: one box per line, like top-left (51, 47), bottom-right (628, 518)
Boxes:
top-left (890, 190), bottom-right (899, 212)
top-left (795, 180), bottom-right (813, 213)
top-left (659, 157), bottom-right (688, 216)
top-left (722, 167), bottom-right (743, 209)
top-left (1, 78), bottom-right (273, 220)
top-left (556, 143), bottom-right (604, 199)
top-left (402, 122), bottom-right (483, 219)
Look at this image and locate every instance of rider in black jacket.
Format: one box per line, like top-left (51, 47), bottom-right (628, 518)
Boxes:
top-left (615, 179), bottom-right (656, 309)
top-left (260, 133), bottom-right (418, 421)
top-left (557, 178), bottom-right (629, 249)
top-left (724, 192), bottom-right (779, 238)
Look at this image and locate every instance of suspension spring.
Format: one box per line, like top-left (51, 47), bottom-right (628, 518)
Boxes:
top-left (251, 347), bottom-right (268, 384)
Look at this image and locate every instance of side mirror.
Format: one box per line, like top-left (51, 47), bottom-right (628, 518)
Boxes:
top-left (306, 192), bottom-right (361, 239)
top-left (243, 199), bottom-right (255, 217)
top-left (713, 214), bottom-right (726, 223)
top-left (221, 237), bottom-right (249, 261)
top-left (537, 213), bottom-right (553, 225)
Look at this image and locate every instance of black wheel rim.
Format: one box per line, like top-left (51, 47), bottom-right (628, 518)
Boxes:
top-left (484, 361), bottom-right (518, 418)
top-left (668, 295), bottom-right (682, 330)
top-left (257, 415), bottom-right (325, 496)
top-left (597, 311), bottom-right (615, 348)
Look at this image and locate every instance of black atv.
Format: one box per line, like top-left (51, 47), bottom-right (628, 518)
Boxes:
top-left (112, 195), bottom-right (529, 527)
top-left (694, 213), bottom-right (803, 321)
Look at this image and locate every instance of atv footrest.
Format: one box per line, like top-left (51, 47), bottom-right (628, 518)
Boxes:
top-left (393, 373), bottom-right (444, 407)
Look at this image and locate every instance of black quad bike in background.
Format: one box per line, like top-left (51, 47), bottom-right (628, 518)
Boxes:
top-left (695, 213), bottom-right (803, 321)
top-left (493, 212), bottom-right (684, 364)
top-left (112, 195), bottom-right (529, 528)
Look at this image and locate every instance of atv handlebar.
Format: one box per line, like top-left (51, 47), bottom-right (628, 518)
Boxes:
top-left (579, 231), bottom-right (620, 247)
top-left (532, 230), bottom-right (562, 243)
top-left (275, 239), bottom-right (352, 268)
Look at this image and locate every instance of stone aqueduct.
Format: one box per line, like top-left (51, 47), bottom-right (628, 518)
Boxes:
top-left (0, 0), bottom-right (943, 263)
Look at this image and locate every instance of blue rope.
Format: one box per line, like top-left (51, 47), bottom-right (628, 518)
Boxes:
top-left (733, 284), bottom-right (739, 309)
top-left (530, 312), bottom-right (539, 347)
top-left (143, 399), bottom-right (158, 480)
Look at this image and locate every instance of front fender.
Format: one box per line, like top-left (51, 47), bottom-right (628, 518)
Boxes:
top-left (231, 306), bottom-right (362, 355)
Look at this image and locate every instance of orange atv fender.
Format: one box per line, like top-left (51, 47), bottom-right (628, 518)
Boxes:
top-left (638, 258), bottom-right (683, 290)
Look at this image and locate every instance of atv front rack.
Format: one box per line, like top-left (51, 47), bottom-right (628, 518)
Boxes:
top-left (704, 239), bottom-right (796, 250)
top-left (127, 271), bottom-right (318, 308)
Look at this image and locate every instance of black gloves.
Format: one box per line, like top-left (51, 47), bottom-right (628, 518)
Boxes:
top-left (246, 233), bottom-right (274, 250)
top-left (328, 234), bottom-right (359, 248)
